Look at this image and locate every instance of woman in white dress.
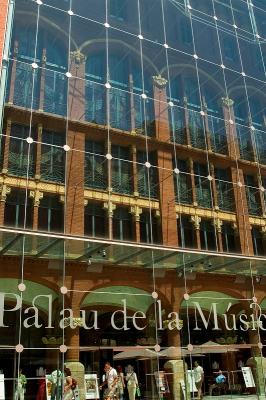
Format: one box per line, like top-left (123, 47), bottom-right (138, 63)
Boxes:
top-left (126, 366), bottom-right (138, 400)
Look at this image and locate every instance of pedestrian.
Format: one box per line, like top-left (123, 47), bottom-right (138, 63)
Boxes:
top-left (193, 361), bottom-right (204, 400)
top-left (116, 366), bottom-right (125, 400)
top-left (99, 362), bottom-right (118, 400)
top-left (49, 369), bottom-right (63, 400)
top-left (15, 369), bottom-right (27, 400)
top-left (63, 367), bottom-right (74, 400)
top-left (125, 366), bottom-right (138, 400)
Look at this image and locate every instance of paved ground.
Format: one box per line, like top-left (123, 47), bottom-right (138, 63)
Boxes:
top-left (203, 396), bottom-right (263, 399)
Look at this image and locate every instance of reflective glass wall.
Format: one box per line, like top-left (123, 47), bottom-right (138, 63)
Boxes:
top-left (0, 0), bottom-right (266, 399)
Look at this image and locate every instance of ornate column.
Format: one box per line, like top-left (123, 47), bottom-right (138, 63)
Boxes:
top-left (130, 205), bottom-right (142, 242)
top-left (103, 201), bottom-right (116, 240)
top-left (129, 73), bottom-right (135, 134)
top-left (68, 49), bottom-right (86, 122)
top-left (131, 145), bottom-right (139, 197)
top-left (213, 217), bottom-right (223, 252)
top-left (2, 119), bottom-right (11, 174)
top-left (209, 162), bottom-right (219, 209)
top-left (202, 97), bottom-right (212, 151)
top-left (29, 190), bottom-right (43, 230)
top-left (222, 97), bottom-right (253, 255)
top-left (191, 215), bottom-right (201, 249)
top-left (8, 40), bottom-right (18, 104)
top-left (152, 75), bottom-right (170, 142)
top-left (0, 184), bottom-right (11, 225)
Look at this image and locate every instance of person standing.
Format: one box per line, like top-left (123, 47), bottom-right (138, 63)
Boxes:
top-left (63, 367), bottom-right (74, 400)
top-left (99, 362), bottom-right (118, 400)
top-left (126, 366), bottom-right (138, 400)
top-left (15, 369), bottom-right (27, 400)
top-left (193, 361), bottom-right (204, 400)
top-left (49, 369), bottom-right (63, 400)
top-left (116, 366), bottom-right (125, 400)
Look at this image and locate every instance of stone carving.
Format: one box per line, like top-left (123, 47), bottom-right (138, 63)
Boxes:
top-left (103, 201), bottom-right (116, 217)
top-left (221, 97), bottom-right (234, 107)
top-left (130, 205), bottom-right (142, 222)
top-left (152, 74), bottom-right (168, 88)
top-left (30, 190), bottom-right (44, 207)
top-left (190, 215), bottom-right (201, 230)
top-left (70, 49), bottom-right (86, 64)
top-left (0, 184), bottom-right (11, 202)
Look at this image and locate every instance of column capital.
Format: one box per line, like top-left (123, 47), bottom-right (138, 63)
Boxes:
top-left (103, 201), bottom-right (116, 217)
top-left (221, 97), bottom-right (234, 107)
top-left (152, 74), bottom-right (168, 89)
top-left (70, 49), bottom-right (86, 64)
top-left (0, 184), bottom-right (11, 202)
top-left (29, 190), bottom-right (44, 207)
top-left (130, 205), bottom-right (142, 222)
top-left (213, 218), bottom-right (223, 233)
top-left (191, 215), bottom-right (201, 230)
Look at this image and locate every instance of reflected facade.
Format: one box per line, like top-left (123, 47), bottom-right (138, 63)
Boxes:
top-left (0, 0), bottom-right (266, 399)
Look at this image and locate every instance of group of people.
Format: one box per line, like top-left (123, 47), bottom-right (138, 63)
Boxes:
top-left (100, 362), bottom-right (139, 400)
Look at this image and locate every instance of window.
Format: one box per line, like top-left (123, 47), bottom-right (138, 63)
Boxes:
top-left (244, 175), bottom-right (261, 216)
top-left (177, 216), bottom-right (196, 248)
top-left (8, 124), bottom-right (36, 178)
top-left (38, 195), bottom-right (63, 232)
top-left (174, 159), bottom-right (192, 205)
top-left (180, 18), bottom-right (192, 45)
top-left (140, 211), bottom-right (160, 244)
top-left (215, 168), bottom-right (235, 212)
top-left (194, 163), bottom-right (212, 208)
top-left (137, 151), bottom-right (158, 199)
top-left (85, 141), bottom-right (106, 190)
top-left (4, 189), bottom-right (33, 228)
top-left (113, 208), bottom-right (133, 241)
top-left (85, 203), bottom-right (106, 238)
top-left (222, 37), bottom-right (237, 63)
top-left (252, 227), bottom-right (265, 256)
top-left (112, 146), bottom-right (132, 195)
top-left (222, 223), bottom-right (237, 253)
top-left (200, 219), bottom-right (217, 251)
top-left (41, 130), bottom-right (65, 183)
top-left (109, 0), bottom-right (126, 21)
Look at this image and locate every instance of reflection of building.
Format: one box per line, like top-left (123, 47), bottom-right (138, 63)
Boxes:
top-left (0, 0), bottom-right (266, 399)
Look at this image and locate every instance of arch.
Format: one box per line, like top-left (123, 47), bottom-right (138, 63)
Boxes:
top-left (81, 39), bottom-right (158, 76)
top-left (81, 285), bottom-right (153, 313)
top-left (0, 278), bottom-right (58, 314)
top-left (179, 290), bottom-right (245, 315)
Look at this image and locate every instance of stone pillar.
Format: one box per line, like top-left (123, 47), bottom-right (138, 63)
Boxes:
top-left (30, 190), bottom-right (43, 231)
top-left (65, 130), bottom-right (85, 235)
top-left (7, 40), bottom-right (18, 104)
top-left (191, 215), bottom-right (201, 249)
top-left (39, 49), bottom-right (46, 111)
top-left (103, 201), bottom-right (116, 240)
top-left (222, 97), bottom-right (253, 255)
top-left (131, 145), bottom-right (139, 197)
top-left (65, 317), bottom-right (85, 400)
top-left (213, 217), bottom-right (223, 252)
top-left (157, 148), bottom-right (178, 246)
top-left (152, 75), bottom-right (170, 142)
top-left (68, 50), bottom-right (86, 122)
top-left (130, 205), bottom-right (142, 242)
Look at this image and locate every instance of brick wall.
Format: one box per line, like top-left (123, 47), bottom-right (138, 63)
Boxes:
top-left (0, 0), bottom-right (9, 72)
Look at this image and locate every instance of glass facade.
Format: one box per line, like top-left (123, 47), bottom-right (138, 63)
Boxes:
top-left (0, 0), bottom-right (266, 399)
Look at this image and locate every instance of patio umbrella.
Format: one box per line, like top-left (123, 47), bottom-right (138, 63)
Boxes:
top-left (113, 348), bottom-right (158, 360)
top-left (193, 341), bottom-right (238, 354)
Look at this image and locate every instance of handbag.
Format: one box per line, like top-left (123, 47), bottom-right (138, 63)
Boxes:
top-left (136, 386), bottom-right (141, 397)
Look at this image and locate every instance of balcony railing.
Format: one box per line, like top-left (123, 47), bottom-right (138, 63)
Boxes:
top-left (8, 151), bottom-right (35, 177)
top-left (188, 109), bottom-right (206, 149)
top-left (208, 115), bottom-right (228, 155)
